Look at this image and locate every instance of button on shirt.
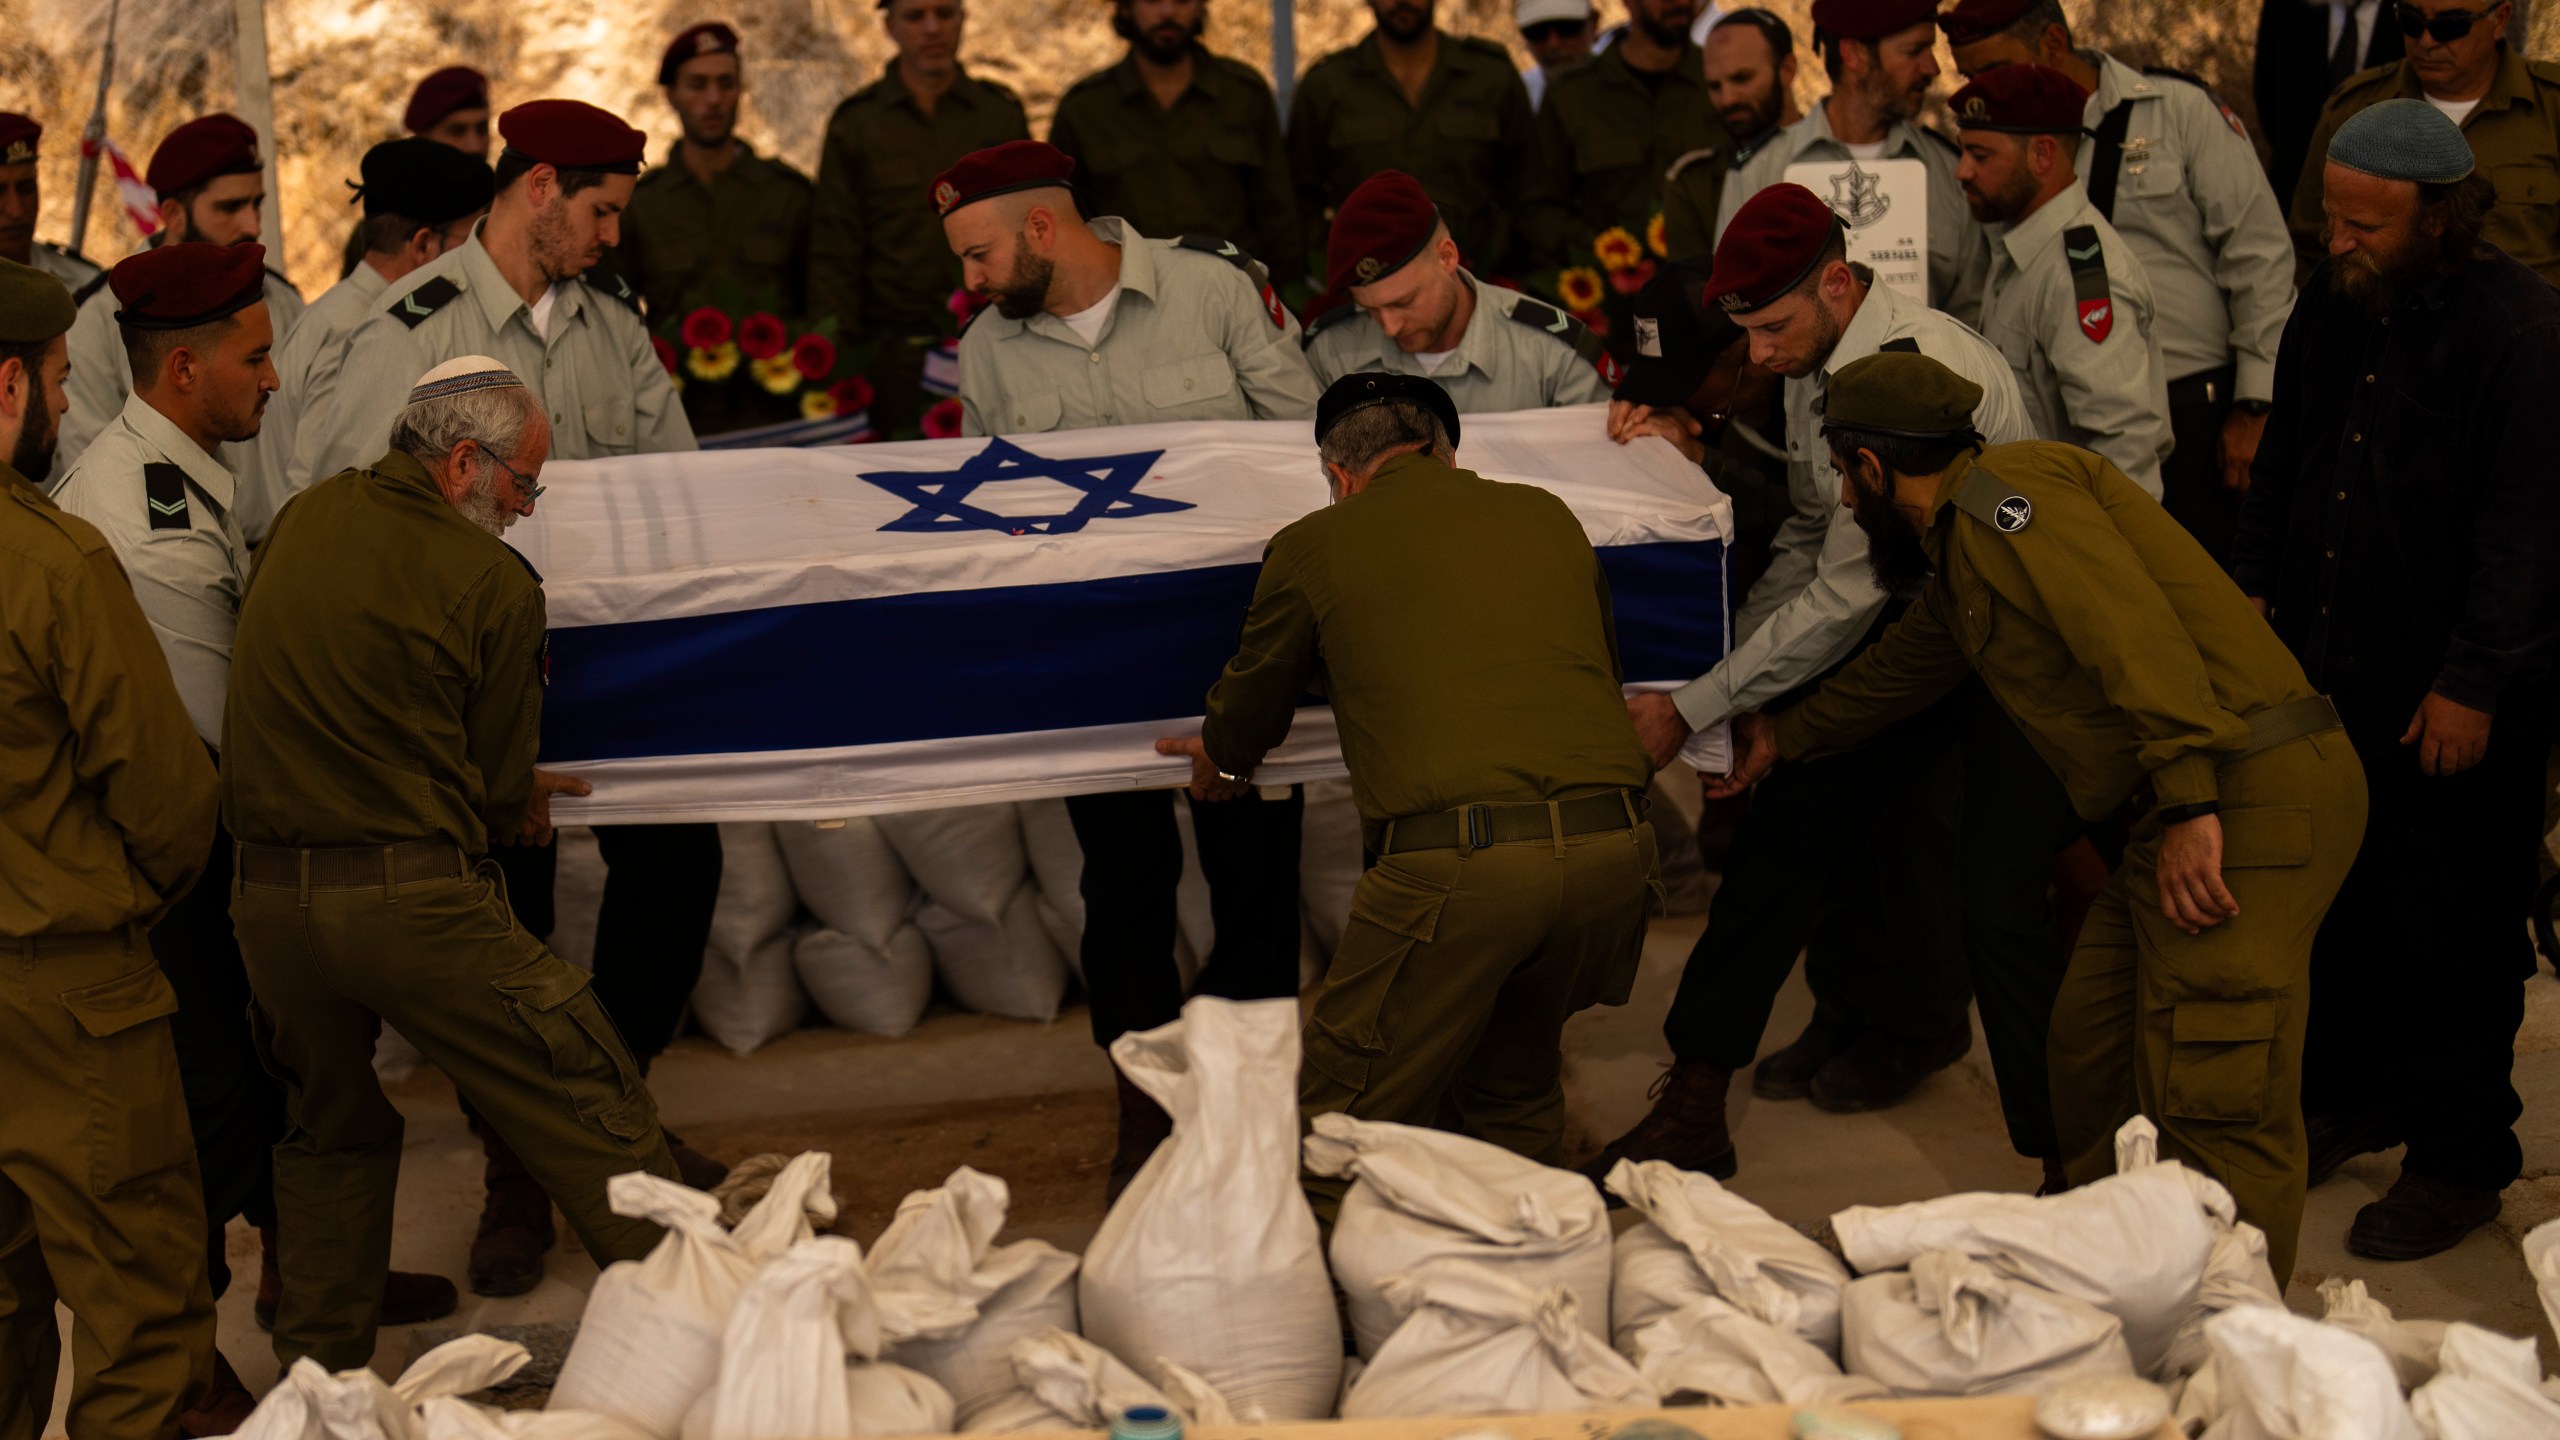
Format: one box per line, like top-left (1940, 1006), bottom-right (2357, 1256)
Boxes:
top-left (233, 261), bottom-right (387, 545)
top-left (1672, 281), bottom-right (2032, 736)
top-left (956, 217), bottom-right (1321, 435)
top-left (1303, 271), bottom-right (1614, 411)
top-left (1978, 186), bottom-right (2172, 498)
top-left (2079, 52), bottom-right (2295, 398)
top-left (54, 260), bottom-right (304, 483)
top-left (300, 232), bottom-right (694, 489)
top-left (51, 392), bottom-right (247, 748)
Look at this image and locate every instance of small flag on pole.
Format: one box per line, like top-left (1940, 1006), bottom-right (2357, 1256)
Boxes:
top-left (81, 134), bottom-right (160, 238)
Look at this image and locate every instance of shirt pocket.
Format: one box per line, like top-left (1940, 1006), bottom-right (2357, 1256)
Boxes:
top-left (584, 389), bottom-right (641, 453)
top-left (1954, 577), bottom-right (1996, 655)
top-left (1139, 352), bottom-right (1240, 415)
top-left (995, 388), bottom-right (1065, 433)
top-left (1208, 128), bottom-right (1267, 173)
top-left (2115, 152), bottom-right (2187, 203)
top-left (1573, 130), bottom-right (1650, 182)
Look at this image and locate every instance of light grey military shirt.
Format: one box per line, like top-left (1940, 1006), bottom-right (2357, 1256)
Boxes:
top-left (301, 231), bottom-right (693, 485)
top-left (1302, 270), bottom-right (1616, 412)
top-left (1979, 186), bottom-right (2171, 499)
top-left (233, 261), bottom-right (386, 545)
top-left (2077, 52), bottom-right (2294, 399)
top-left (51, 391), bottom-right (245, 747)
top-left (27, 241), bottom-right (101, 295)
top-left (1717, 102), bottom-right (1989, 329)
top-left (1671, 279), bottom-right (2032, 735)
top-left (55, 254), bottom-right (304, 483)
top-left (957, 217), bottom-right (1320, 435)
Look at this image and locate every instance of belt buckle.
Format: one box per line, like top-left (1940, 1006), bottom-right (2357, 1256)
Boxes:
top-left (1464, 804), bottom-right (1493, 852)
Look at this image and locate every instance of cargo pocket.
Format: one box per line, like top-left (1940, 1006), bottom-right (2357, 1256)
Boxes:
top-left (62, 962), bottom-right (194, 1195)
top-left (2220, 805), bottom-right (2312, 868)
top-left (1304, 862), bottom-right (1450, 1094)
top-left (492, 965), bottom-right (658, 1144)
top-left (2162, 996), bottom-right (2281, 1124)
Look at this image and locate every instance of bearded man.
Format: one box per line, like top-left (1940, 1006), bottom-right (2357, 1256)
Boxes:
top-left (2235, 98), bottom-right (2560, 1262)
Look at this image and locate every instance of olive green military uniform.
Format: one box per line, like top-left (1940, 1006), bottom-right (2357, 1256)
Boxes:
top-left (1720, 104), bottom-right (1989, 327)
top-left (1302, 271), bottom-right (1617, 410)
top-left (1772, 438), bottom-right (2367, 1280)
top-left (607, 141), bottom-right (813, 437)
top-left (956, 217), bottom-right (1319, 434)
top-left (53, 260), bottom-right (304, 483)
top-left (1198, 451), bottom-right (1658, 1219)
top-left (809, 67), bottom-right (1029, 432)
top-left (223, 449), bottom-right (678, 1369)
top-left (2290, 48), bottom-right (2560, 285)
top-left (1978, 187), bottom-right (2173, 499)
top-left (1048, 50), bottom-right (1297, 277)
top-left (1286, 33), bottom-right (1537, 283)
top-left (1520, 40), bottom-right (1731, 269)
top-left (0, 459), bottom-right (219, 1440)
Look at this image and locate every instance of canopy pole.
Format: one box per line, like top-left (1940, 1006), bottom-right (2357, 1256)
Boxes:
top-left (231, 0), bottom-right (285, 280)
top-left (1271, 0), bottom-right (1298, 114)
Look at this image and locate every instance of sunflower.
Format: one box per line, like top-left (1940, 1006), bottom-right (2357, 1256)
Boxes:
top-left (801, 389), bottom-right (837, 420)
top-left (686, 341), bottom-right (741, 382)
top-left (1646, 212), bottom-right (1669, 259)
top-left (750, 353), bottom-right (801, 395)
top-left (1593, 226), bottom-right (1644, 272)
top-left (1557, 266), bottom-right (1606, 313)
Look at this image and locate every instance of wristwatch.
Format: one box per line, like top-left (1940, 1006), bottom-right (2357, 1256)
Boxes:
top-left (1215, 769), bottom-right (1243, 784)
top-left (2157, 800), bottom-right (2220, 825)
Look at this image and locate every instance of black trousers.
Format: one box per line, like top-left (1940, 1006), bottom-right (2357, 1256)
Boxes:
top-left (2303, 688), bottom-right (2552, 1191)
top-left (2161, 367), bottom-right (2243, 569)
top-left (1663, 683), bottom-right (2078, 1157)
top-left (1066, 787), bottom-right (1306, 1048)
top-left (488, 823), bottom-right (724, 1064)
top-left (151, 817), bottom-right (282, 1300)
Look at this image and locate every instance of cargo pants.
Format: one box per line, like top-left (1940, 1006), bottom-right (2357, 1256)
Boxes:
top-left (0, 928), bottom-right (214, 1440)
top-left (1298, 819), bottom-right (1659, 1222)
top-left (234, 854), bottom-right (679, 1370)
top-left (2047, 728), bottom-right (2367, 1282)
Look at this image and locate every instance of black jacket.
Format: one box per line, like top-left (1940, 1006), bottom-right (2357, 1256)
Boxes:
top-left (2253, 0), bottom-right (2404, 209)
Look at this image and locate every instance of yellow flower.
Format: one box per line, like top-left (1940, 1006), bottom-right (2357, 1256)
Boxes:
top-left (1594, 226), bottom-right (1644, 272)
top-left (1646, 212), bottom-right (1669, 259)
top-left (686, 342), bottom-right (741, 382)
top-left (801, 389), bottom-right (838, 420)
top-left (751, 353), bottom-right (801, 396)
top-left (1558, 266), bottom-right (1606, 313)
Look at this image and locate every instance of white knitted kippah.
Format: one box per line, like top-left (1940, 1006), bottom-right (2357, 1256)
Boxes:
top-left (406, 355), bottom-right (527, 405)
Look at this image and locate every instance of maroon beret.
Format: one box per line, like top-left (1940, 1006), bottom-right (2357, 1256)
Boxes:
top-left (1936, 0), bottom-right (2037, 44)
top-left (1327, 170), bottom-right (1440, 296)
top-left (146, 115), bottom-right (262, 200)
top-left (931, 140), bottom-right (1076, 218)
top-left (1950, 64), bottom-right (2091, 134)
top-left (660, 22), bottom-right (741, 85)
top-left (1809, 0), bottom-right (1939, 38)
top-left (404, 67), bottom-right (490, 135)
top-left (498, 99), bottom-right (646, 175)
top-left (1703, 184), bottom-right (1842, 316)
top-left (0, 113), bottom-right (38, 167)
top-left (109, 242), bottom-right (267, 331)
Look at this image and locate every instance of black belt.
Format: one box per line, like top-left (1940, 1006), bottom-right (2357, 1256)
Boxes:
top-left (2233, 695), bottom-right (2342, 762)
top-left (235, 839), bottom-right (470, 888)
top-left (1377, 789), bottom-right (1648, 855)
top-left (2167, 365), bottom-right (2240, 409)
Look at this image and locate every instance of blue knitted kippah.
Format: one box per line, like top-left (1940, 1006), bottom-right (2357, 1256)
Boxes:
top-left (2328, 98), bottom-right (2477, 184)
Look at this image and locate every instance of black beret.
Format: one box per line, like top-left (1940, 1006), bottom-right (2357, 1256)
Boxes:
top-left (355, 138), bottom-right (497, 225)
top-left (1314, 371), bottom-right (1462, 451)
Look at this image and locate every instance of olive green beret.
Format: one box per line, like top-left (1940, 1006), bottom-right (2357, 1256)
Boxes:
top-left (1823, 351), bottom-right (1984, 440)
top-left (0, 257), bottom-right (76, 345)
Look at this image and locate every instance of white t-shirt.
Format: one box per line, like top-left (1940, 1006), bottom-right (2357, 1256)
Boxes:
top-left (1413, 347), bottom-right (1460, 375)
top-left (1062, 284), bottom-right (1122, 347)
top-left (1843, 140), bottom-right (1890, 161)
top-left (2426, 95), bottom-right (2483, 127)
top-left (528, 284), bottom-right (558, 340)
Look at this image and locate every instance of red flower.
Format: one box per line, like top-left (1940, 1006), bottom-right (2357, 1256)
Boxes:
top-left (922, 398), bottom-right (966, 439)
top-left (1609, 258), bottom-right (1658, 296)
top-left (827, 375), bottom-right (875, 414)
top-left (680, 307), bottom-right (732, 350)
top-left (737, 312), bottom-right (788, 361)
top-left (651, 335), bottom-right (678, 376)
top-left (947, 286), bottom-right (986, 323)
top-left (791, 331), bottom-right (838, 381)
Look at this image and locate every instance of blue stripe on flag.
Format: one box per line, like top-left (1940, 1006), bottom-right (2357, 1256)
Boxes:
top-left (539, 540), bottom-right (1727, 761)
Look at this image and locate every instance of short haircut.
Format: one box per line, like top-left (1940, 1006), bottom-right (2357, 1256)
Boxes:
top-left (1712, 8), bottom-right (1795, 59)
top-left (0, 336), bottom-right (46, 394)
top-left (1814, 28), bottom-right (1874, 80)
top-left (492, 149), bottom-right (613, 200)
top-left (1988, 0), bottom-right (2071, 46)
top-left (1787, 228), bottom-right (1854, 300)
top-left (1319, 397), bottom-right (1453, 476)
top-left (1822, 422), bottom-right (1985, 481)
top-left (120, 315), bottom-right (237, 389)
top-left (2419, 172), bottom-right (2497, 265)
top-left (389, 380), bottom-right (543, 474)
top-left (357, 210), bottom-right (475, 258)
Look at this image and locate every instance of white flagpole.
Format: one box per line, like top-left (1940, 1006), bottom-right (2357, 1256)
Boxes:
top-left (231, 0), bottom-right (285, 282)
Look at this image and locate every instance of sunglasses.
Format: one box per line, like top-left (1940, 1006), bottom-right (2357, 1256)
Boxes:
top-left (2395, 2), bottom-right (2505, 42)
top-left (474, 440), bottom-right (545, 509)
top-left (1521, 19), bottom-right (1588, 42)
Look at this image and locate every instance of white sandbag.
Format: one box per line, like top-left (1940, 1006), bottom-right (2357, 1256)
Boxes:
top-left (1297, 778), bottom-right (1363, 959)
top-left (841, 1361), bottom-right (958, 1436)
top-left (1606, 1157), bottom-right (1850, 1355)
top-left (727, 1150), bottom-right (841, 1262)
top-left (1341, 1260), bottom-right (1655, 1419)
top-left (239, 1336), bottom-right (531, 1440)
top-left (871, 1166), bottom-right (1082, 1425)
top-left (2197, 1305), bottom-right (2420, 1440)
top-left (547, 826), bottom-right (608, 968)
top-left (1840, 1250), bottom-right (2135, 1398)
top-left (2410, 1323), bottom-right (2560, 1439)
top-left (710, 821), bottom-right (800, 953)
top-left (2320, 1277), bottom-right (2449, 1393)
top-left (686, 1235), bottom-right (956, 1440)
top-left (877, 804), bottom-right (1069, 1022)
top-left (1079, 996), bottom-right (1341, 1420)
top-left (966, 1329), bottom-right (1239, 1434)
top-left (1629, 1296), bottom-right (1885, 1408)
top-left (2113, 1118), bottom-right (2283, 1383)
top-left (775, 818), bottom-right (932, 1036)
top-left (419, 1399), bottom-right (658, 1440)
top-left (1017, 799), bottom-right (1084, 971)
top-left (2524, 1218), bottom-right (2560, 1348)
top-left (794, 924), bottom-right (935, 1037)
top-left (1831, 1156), bottom-right (2215, 1373)
top-left (692, 823), bottom-right (810, 1054)
top-left (550, 1174), bottom-right (759, 1436)
top-left (1304, 1114), bottom-right (1612, 1359)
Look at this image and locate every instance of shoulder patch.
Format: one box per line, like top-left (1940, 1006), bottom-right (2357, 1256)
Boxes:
top-left (582, 267), bottom-right (644, 316)
top-left (1301, 301), bottom-right (1360, 350)
top-left (72, 270), bottom-right (113, 307)
top-left (1951, 466), bottom-right (2033, 535)
top-left (143, 462), bottom-right (190, 531)
top-left (2062, 225), bottom-right (2114, 344)
top-left (1175, 234), bottom-right (1287, 328)
top-left (1664, 145), bottom-right (1721, 182)
top-left (1878, 336), bottom-right (1922, 353)
top-left (391, 275), bottom-right (463, 329)
top-left (2529, 57), bottom-right (2560, 88)
top-left (1508, 294), bottom-right (1623, 388)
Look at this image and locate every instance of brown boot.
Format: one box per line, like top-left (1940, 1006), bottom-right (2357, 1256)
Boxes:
top-left (1104, 1067), bottom-right (1175, 1207)
top-left (664, 1128), bottom-right (732, 1191)
top-left (177, 1350), bottom-right (258, 1437)
top-left (255, 1226), bottom-right (457, 1330)
top-left (468, 1120), bottom-right (556, 1297)
top-left (1579, 1059), bottom-right (1738, 1191)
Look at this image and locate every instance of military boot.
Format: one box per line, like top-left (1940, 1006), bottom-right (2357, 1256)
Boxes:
top-left (1752, 1014), bottom-right (1861, 1101)
top-left (176, 1351), bottom-right (258, 1437)
top-left (2347, 1171), bottom-right (2503, 1261)
top-left (468, 1119), bottom-right (557, 1297)
top-left (1104, 1067), bottom-right (1174, 1207)
top-left (1578, 1059), bottom-right (1738, 1190)
top-left (255, 1225), bottom-right (457, 1330)
top-left (1808, 1020), bottom-right (1972, 1113)
top-left (2306, 1110), bottom-right (2404, 1188)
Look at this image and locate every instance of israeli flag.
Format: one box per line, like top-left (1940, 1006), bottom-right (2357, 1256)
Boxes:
top-left (512, 405), bottom-right (1734, 824)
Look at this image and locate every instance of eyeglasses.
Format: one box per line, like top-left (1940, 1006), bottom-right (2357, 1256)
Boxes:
top-left (2395, 2), bottom-right (2505, 42)
top-left (1521, 19), bottom-right (1588, 43)
top-left (472, 439), bottom-right (544, 508)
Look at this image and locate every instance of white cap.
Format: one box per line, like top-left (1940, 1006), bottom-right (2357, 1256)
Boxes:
top-left (407, 354), bottom-right (527, 405)
top-left (1517, 0), bottom-right (1592, 27)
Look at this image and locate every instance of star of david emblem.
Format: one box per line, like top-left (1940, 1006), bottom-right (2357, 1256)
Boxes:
top-left (858, 436), bottom-right (1192, 536)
